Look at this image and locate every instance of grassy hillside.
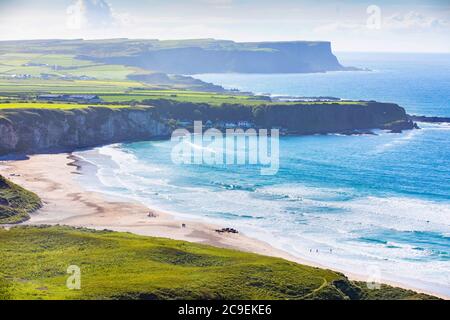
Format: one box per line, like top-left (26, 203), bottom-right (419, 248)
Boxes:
top-left (0, 52), bottom-right (224, 92)
top-left (0, 53), bottom-right (141, 80)
top-left (0, 102), bottom-right (132, 110)
top-left (0, 78), bottom-right (147, 94)
top-left (0, 39), bottom-right (329, 57)
top-left (0, 39), bottom-right (347, 75)
top-left (0, 175), bottom-right (41, 224)
top-left (0, 50), bottom-right (356, 106)
top-left (0, 92), bottom-right (365, 109)
top-left (0, 225), bottom-right (437, 300)
top-left (0, 92), bottom-right (268, 109)
top-left (99, 90), bottom-right (269, 105)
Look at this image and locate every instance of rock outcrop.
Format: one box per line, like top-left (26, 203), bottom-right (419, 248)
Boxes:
top-left (0, 102), bottom-right (415, 156)
top-left (408, 115), bottom-right (450, 123)
top-left (147, 100), bottom-right (415, 135)
top-left (0, 106), bottom-right (169, 155)
top-left (252, 102), bottom-right (414, 134)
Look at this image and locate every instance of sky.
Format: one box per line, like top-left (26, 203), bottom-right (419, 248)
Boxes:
top-left (0, 0), bottom-right (449, 52)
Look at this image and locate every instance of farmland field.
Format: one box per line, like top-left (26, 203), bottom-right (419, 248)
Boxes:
top-left (0, 53), bottom-right (368, 107)
top-left (0, 78), bottom-right (147, 94)
top-left (0, 53), bottom-right (141, 81)
top-left (0, 102), bottom-right (131, 110)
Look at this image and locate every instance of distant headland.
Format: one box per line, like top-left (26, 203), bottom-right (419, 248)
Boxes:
top-left (0, 38), bottom-right (359, 75)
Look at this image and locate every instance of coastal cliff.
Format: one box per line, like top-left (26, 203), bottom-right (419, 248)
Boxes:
top-left (0, 39), bottom-right (352, 75)
top-left (147, 100), bottom-right (414, 134)
top-left (102, 41), bottom-right (350, 74)
top-left (0, 102), bottom-right (414, 156)
top-left (255, 102), bottom-right (414, 134)
top-left (0, 107), bottom-right (169, 155)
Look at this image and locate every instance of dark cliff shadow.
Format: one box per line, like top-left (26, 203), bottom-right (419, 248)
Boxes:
top-left (0, 154), bottom-right (30, 161)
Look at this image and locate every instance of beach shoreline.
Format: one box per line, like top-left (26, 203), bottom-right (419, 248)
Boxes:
top-left (1, 153), bottom-right (447, 299)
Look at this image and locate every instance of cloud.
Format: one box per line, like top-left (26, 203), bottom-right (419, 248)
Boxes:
top-left (66, 0), bottom-right (118, 30)
top-left (201, 0), bottom-right (234, 6)
top-left (314, 22), bottom-right (364, 34)
top-left (314, 11), bottom-right (450, 35)
top-left (384, 11), bottom-right (449, 31)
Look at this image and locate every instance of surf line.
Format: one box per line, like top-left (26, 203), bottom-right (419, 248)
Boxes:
top-left (170, 121), bottom-right (280, 175)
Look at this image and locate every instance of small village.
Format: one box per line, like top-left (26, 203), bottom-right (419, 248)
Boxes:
top-left (36, 94), bottom-right (102, 103)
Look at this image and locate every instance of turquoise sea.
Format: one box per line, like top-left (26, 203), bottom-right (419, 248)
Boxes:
top-left (76, 53), bottom-right (450, 296)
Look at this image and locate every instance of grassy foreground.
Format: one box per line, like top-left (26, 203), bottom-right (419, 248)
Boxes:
top-left (0, 175), bottom-right (41, 224)
top-left (0, 225), bottom-right (437, 300)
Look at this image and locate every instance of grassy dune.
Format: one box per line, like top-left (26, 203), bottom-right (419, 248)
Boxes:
top-left (0, 175), bottom-right (41, 224)
top-left (0, 225), bottom-right (437, 300)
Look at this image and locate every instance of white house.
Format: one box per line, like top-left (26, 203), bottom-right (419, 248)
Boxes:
top-left (237, 121), bottom-right (252, 128)
top-left (225, 122), bottom-right (237, 129)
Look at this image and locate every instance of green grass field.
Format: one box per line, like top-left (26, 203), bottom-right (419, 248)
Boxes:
top-left (0, 98), bottom-right (368, 112)
top-left (0, 78), bottom-right (147, 94)
top-left (0, 225), bottom-right (436, 300)
top-left (0, 52), bottom-right (369, 108)
top-left (0, 102), bottom-right (133, 110)
top-left (0, 53), bottom-right (141, 81)
top-left (29, 54), bottom-right (95, 68)
top-left (99, 90), bottom-right (270, 105)
top-left (99, 92), bottom-right (367, 106)
top-left (0, 175), bottom-right (42, 224)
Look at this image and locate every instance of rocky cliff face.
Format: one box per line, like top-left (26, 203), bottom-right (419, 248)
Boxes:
top-left (94, 41), bottom-right (349, 74)
top-left (148, 100), bottom-right (414, 135)
top-left (0, 102), bottom-right (414, 156)
top-left (0, 107), bottom-right (169, 155)
top-left (255, 102), bottom-right (414, 134)
top-left (1, 39), bottom-right (355, 75)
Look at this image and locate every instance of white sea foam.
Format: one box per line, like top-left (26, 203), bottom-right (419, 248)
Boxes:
top-left (333, 196), bottom-right (450, 232)
top-left (372, 129), bottom-right (422, 154)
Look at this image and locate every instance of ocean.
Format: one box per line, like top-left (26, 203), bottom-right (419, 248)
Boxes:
top-left (75, 52), bottom-right (450, 296)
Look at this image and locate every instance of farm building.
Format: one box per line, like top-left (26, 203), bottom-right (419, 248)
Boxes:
top-left (37, 94), bottom-right (102, 103)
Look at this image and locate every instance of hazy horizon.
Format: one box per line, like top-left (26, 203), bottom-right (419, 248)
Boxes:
top-left (0, 0), bottom-right (449, 53)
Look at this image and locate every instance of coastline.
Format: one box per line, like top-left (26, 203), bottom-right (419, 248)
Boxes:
top-left (0, 153), bottom-right (310, 263)
top-left (1, 152), bottom-right (448, 300)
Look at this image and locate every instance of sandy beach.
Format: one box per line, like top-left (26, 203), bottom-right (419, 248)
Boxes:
top-left (0, 153), bottom-right (308, 262)
top-left (1, 153), bottom-right (447, 299)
